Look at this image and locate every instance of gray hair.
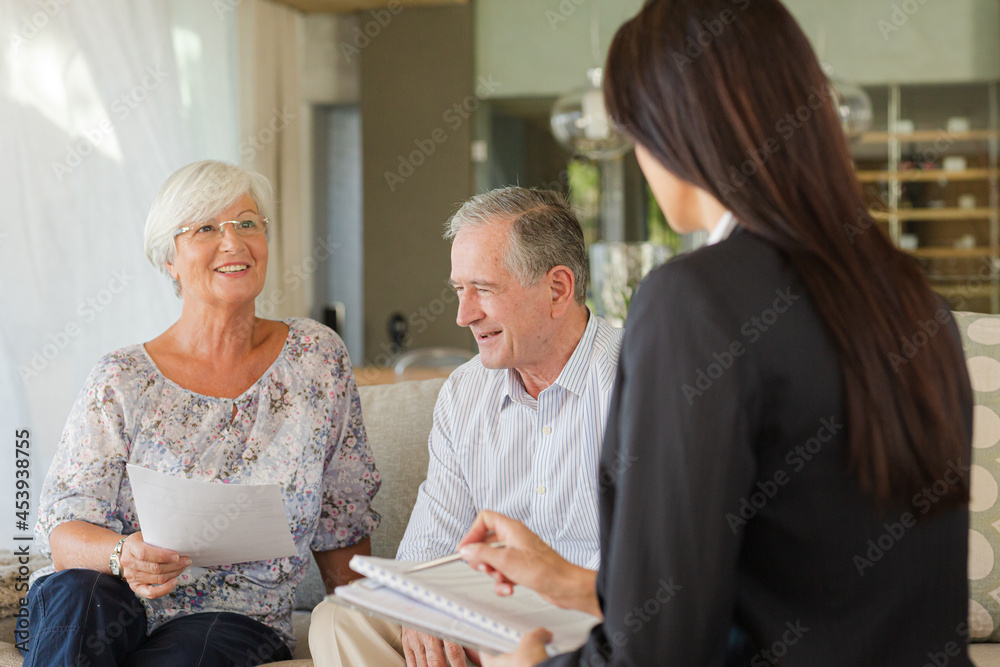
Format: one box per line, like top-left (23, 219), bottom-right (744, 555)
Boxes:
top-left (144, 160), bottom-right (274, 295)
top-left (445, 187), bottom-right (589, 305)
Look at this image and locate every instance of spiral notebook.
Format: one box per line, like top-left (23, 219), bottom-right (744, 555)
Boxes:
top-left (333, 555), bottom-right (600, 656)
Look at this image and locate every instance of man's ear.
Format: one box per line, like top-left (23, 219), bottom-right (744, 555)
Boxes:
top-left (547, 265), bottom-right (576, 316)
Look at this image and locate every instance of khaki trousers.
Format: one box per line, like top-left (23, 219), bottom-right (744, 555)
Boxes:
top-left (308, 598), bottom-right (406, 667)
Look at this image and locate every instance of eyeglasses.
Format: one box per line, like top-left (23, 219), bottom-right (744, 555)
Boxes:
top-left (174, 215), bottom-right (270, 242)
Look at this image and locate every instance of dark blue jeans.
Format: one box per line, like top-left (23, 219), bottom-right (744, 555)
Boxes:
top-left (21, 570), bottom-right (293, 667)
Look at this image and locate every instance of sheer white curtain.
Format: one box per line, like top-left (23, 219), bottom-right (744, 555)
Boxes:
top-left (0, 0), bottom-right (239, 547)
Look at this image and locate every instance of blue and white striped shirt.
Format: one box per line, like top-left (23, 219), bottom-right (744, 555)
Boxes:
top-left (396, 312), bottom-right (623, 570)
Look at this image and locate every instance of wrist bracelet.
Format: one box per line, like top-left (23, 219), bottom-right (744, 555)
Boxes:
top-left (109, 535), bottom-right (128, 580)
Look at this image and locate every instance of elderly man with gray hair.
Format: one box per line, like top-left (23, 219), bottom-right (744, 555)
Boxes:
top-left (309, 186), bottom-right (622, 667)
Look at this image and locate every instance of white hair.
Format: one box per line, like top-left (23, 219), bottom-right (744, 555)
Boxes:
top-left (143, 161), bottom-right (274, 295)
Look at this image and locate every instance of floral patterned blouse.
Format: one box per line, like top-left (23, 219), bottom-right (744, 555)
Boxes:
top-left (33, 318), bottom-right (380, 648)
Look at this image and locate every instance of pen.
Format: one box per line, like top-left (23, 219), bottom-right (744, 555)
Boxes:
top-left (405, 541), bottom-right (507, 573)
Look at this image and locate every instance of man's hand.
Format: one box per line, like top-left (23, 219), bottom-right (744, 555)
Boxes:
top-left (481, 628), bottom-right (551, 667)
top-left (402, 627), bottom-right (481, 667)
top-left (119, 531), bottom-right (191, 599)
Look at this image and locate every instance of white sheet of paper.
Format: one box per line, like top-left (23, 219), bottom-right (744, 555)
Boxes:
top-left (126, 464), bottom-right (297, 567)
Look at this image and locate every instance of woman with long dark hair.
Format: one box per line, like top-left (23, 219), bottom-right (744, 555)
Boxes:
top-left (458, 0), bottom-right (974, 664)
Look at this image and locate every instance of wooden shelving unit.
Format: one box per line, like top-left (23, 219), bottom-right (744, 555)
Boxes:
top-left (932, 284), bottom-right (998, 300)
top-left (870, 207), bottom-right (995, 221)
top-left (852, 83), bottom-right (1000, 312)
top-left (859, 130), bottom-right (999, 143)
top-left (856, 168), bottom-right (997, 183)
top-left (910, 247), bottom-right (994, 259)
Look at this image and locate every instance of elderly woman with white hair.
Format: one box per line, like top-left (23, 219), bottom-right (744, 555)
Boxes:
top-left (21, 161), bottom-right (379, 667)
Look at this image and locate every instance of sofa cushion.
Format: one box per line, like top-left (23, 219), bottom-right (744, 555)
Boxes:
top-left (0, 553), bottom-right (48, 619)
top-left (971, 642), bottom-right (1000, 666)
top-left (294, 377), bottom-right (444, 611)
top-left (955, 312), bottom-right (1000, 641)
top-left (0, 641), bottom-right (21, 667)
top-left (363, 378), bottom-right (444, 558)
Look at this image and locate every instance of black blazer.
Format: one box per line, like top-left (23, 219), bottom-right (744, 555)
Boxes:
top-left (547, 228), bottom-right (972, 665)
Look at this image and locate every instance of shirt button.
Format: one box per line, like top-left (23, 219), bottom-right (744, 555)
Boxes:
top-left (542, 425), bottom-right (552, 435)
top-left (536, 485), bottom-right (546, 495)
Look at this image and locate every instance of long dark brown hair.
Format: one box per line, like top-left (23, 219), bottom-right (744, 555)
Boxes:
top-left (605, 0), bottom-right (971, 513)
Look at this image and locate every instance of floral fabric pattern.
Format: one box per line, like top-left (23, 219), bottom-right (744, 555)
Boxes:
top-left (33, 318), bottom-right (380, 648)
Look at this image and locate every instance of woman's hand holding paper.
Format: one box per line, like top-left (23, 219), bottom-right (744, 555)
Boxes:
top-left (119, 531), bottom-right (191, 599)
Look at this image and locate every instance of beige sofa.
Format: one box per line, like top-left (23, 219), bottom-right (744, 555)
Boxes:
top-left (7, 311), bottom-right (1000, 665)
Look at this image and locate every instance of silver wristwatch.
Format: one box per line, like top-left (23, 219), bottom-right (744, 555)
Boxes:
top-left (109, 536), bottom-right (128, 579)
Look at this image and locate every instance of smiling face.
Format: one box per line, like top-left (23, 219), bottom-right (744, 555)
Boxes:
top-left (165, 193), bottom-right (268, 308)
top-left (449, 221), bottom-right (558, 371)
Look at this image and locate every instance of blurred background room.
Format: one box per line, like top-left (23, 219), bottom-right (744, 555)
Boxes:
top-left (1, 0), bottom-right (998, 547)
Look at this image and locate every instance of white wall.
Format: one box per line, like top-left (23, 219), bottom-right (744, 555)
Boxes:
top-left (302, 14), bottom-right (360, 105)
top-left (475, 0), bottom-right (1000, 98)
top-left (785, 0), bottom-right (1000, 84)
top-left (475, 0), bottom-right (644, 98)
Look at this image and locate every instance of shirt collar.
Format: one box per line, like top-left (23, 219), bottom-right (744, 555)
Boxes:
top-left (706, 210), bottom-right (737, 246)
top-left (500, 308), bottom-right (599, 408)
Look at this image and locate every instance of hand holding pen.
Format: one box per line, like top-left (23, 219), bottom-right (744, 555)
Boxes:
top-left (456, 510), bottom-right (602, 619)
top-left (406, 540), bottom-right (507, 573)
